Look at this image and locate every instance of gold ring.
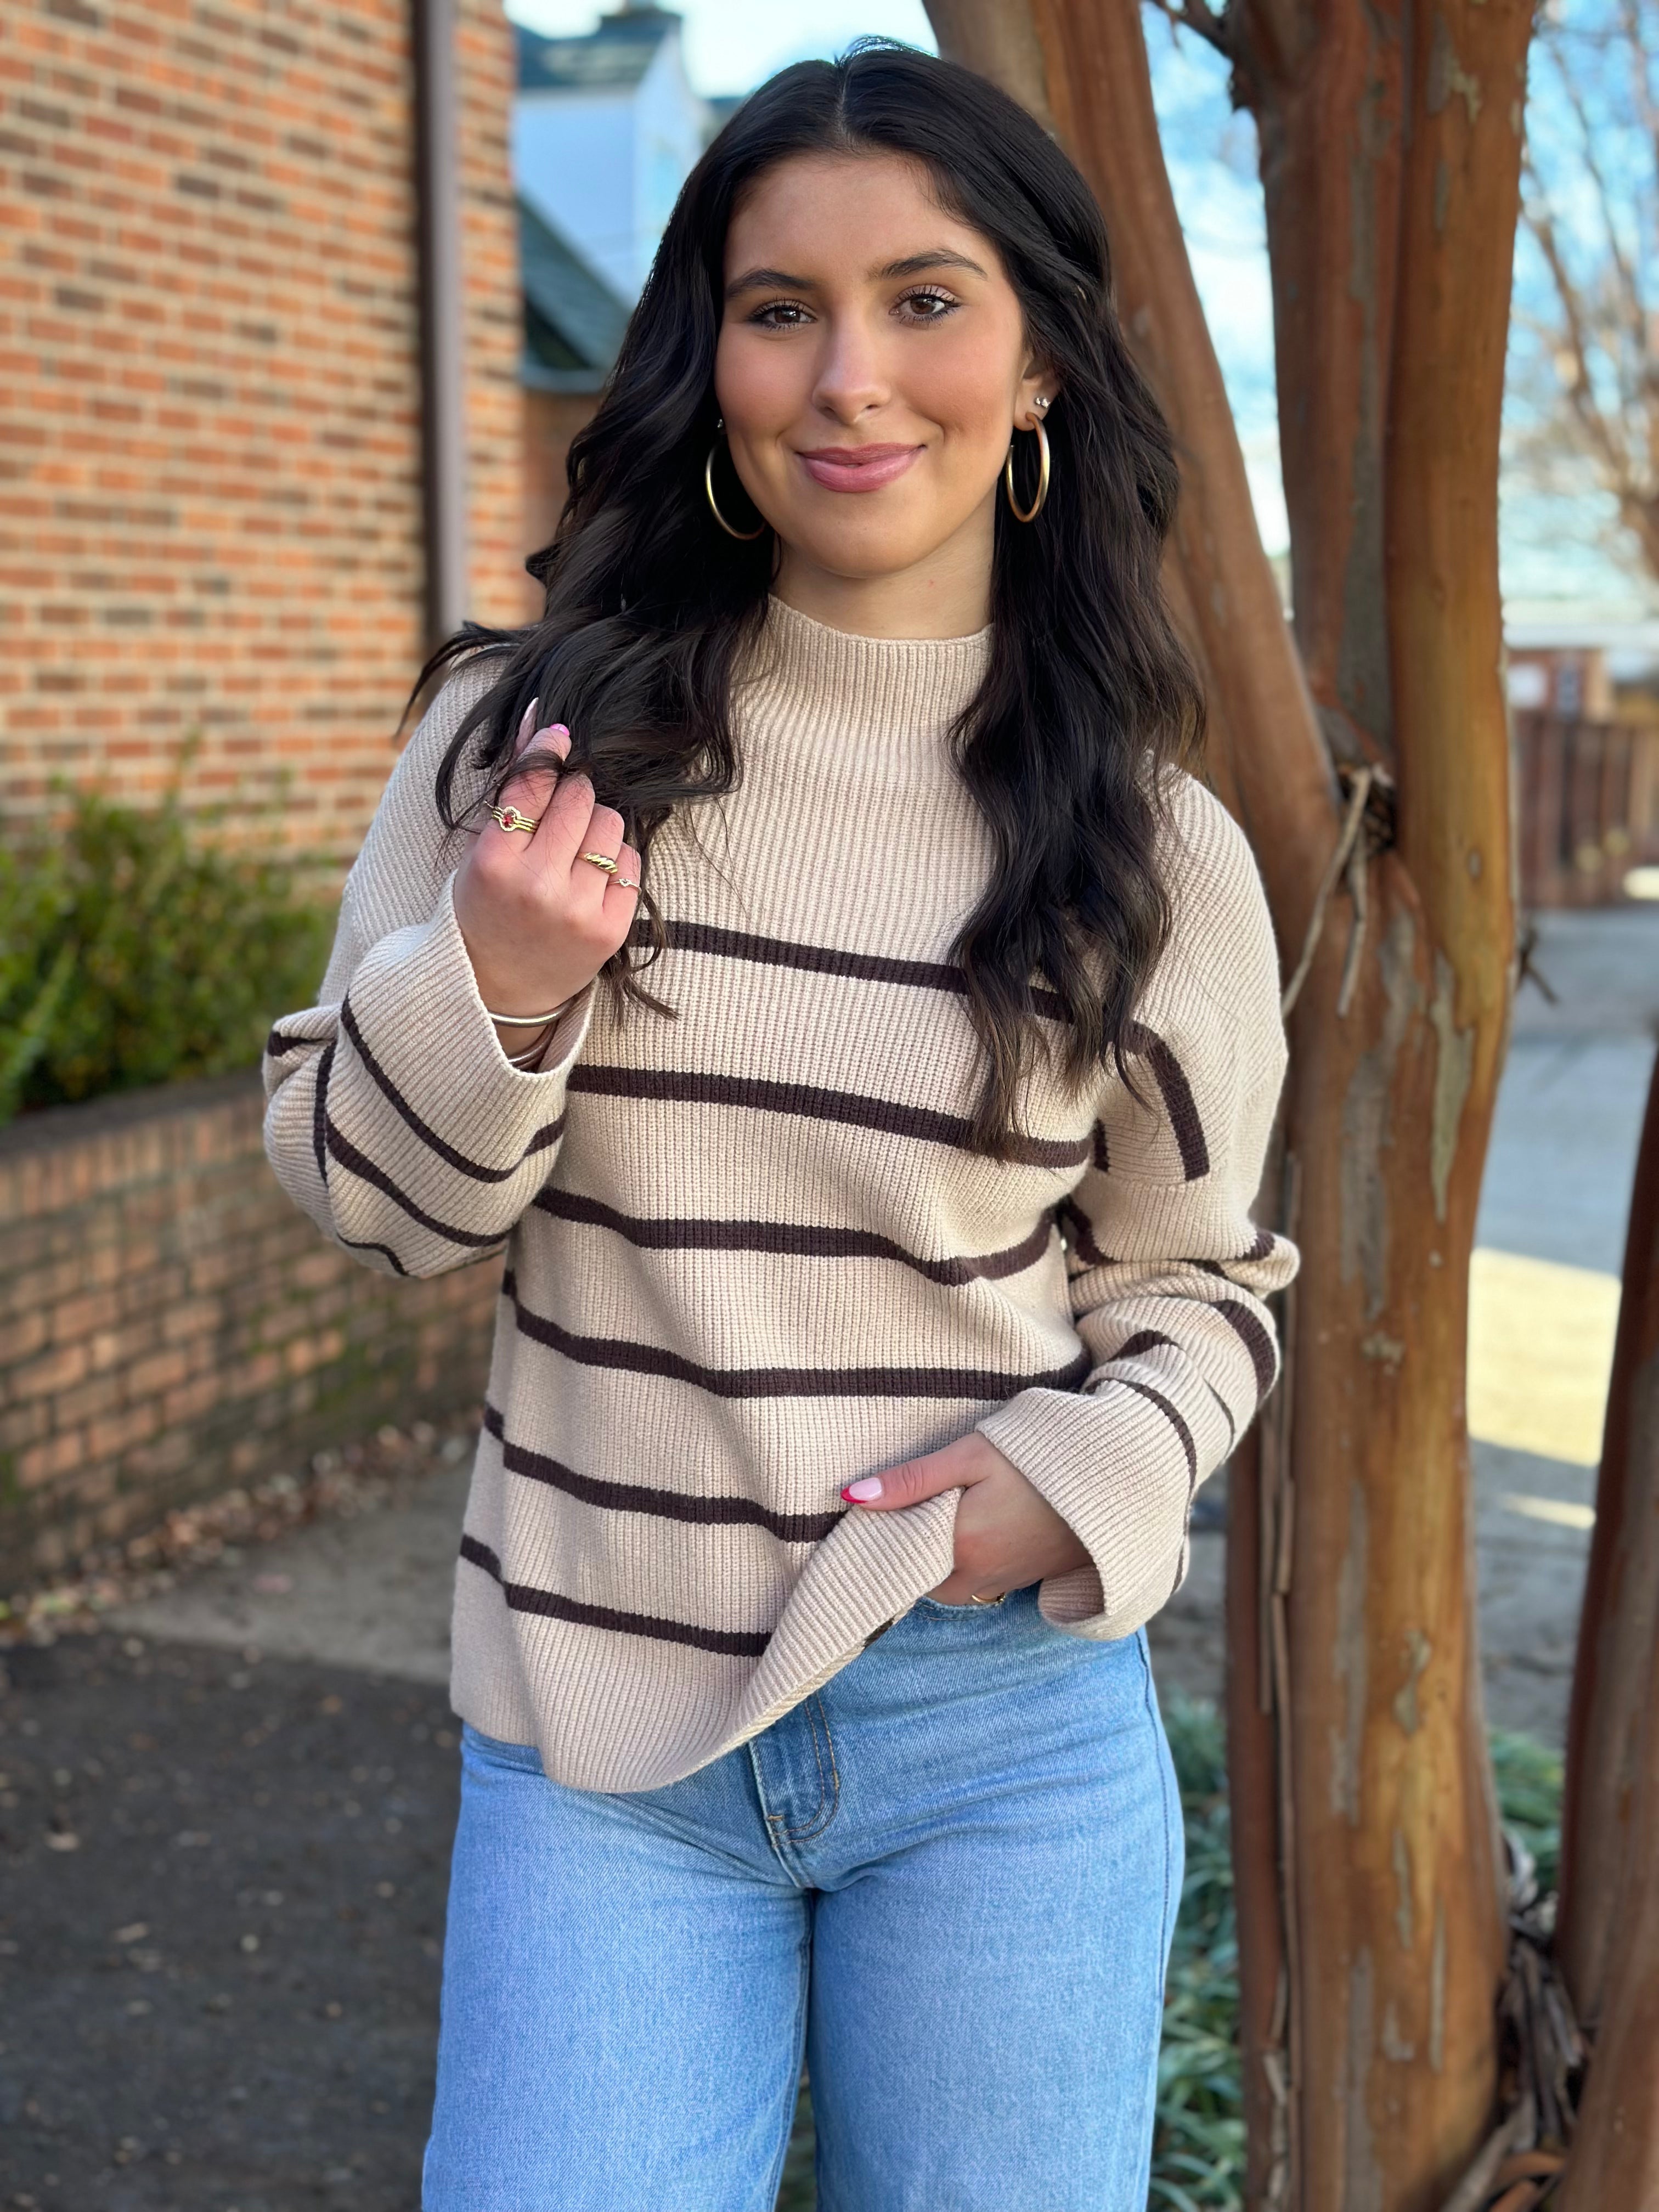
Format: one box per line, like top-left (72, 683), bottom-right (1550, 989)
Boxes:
top-left (968, 1591), bottom-right (1005, 1606)
top-left (578, 850), bottom-right (619, 875)
top-left (489, 804), bottom-right (540, 835)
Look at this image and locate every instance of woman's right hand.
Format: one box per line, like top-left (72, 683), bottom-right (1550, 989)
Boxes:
top-left (453, 702), bottom-right (641, 1050)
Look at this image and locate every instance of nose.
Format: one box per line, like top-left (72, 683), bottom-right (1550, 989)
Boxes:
top-left (809, 311), bottom-right (890, 424)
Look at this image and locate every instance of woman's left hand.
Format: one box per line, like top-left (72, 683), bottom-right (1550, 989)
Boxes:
top-left (840, 1434), bottom-right (1091, 1606)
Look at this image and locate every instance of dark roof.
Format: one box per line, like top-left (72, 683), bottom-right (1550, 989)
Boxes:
top-left (518, 196), bottom-right (631, 393)
top-left (517, 7), bottom-right (681, 94)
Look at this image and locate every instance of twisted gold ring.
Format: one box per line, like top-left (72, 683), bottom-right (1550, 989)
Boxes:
top-left (489, 804), bottom-right (540, 835)
top-left (578, 850), bottom-right (619, 875)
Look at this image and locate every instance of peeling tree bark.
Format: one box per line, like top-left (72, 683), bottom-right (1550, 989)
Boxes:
top-left (1555, 1052), bottom-right (1659, 2206)
top-left (924, 4), bottom-right (1528, 2205)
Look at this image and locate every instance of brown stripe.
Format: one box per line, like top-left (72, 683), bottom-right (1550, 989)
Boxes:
top-left (1092, 1122), bottom-right (1110, 1175)
top-left (502, 1268), bottom-right (1091, 1401)
top-left (1214, 1299), bottom-right (1278, 1399)
top-left (339, 1234), bottom-right (411, 1277)
top-left (1114, 1375), bottom-right (1199, 1485)
top-left (483, 1403), bottom-right (841, 1542)
top-left (1126, 1023), bottom-right (1210, 1181)
top-left (531, 1188), bottom-right (1054, 1286)
top-left (640, 918), bottom-right (1070, 1024)
top-left (267, 1026), bottom-right (319, 1059)
top-left (312, 1039), bottom-right (334, 1190)
top-left (459, 1533), bottom-right (770, 1658)
top-left (1057, 1195), bottom-right (1113, 1270)
top-left (324, 1118), bottom-right (505, 1251)
top-left (1116, 1329), bottom-right (1178, 1361)
top-left (565, 1064), bottom-right (1092, 1170)
top-left (341, 998), bottom-right (566, 1183)
top-left (1241, 1226), bottom-right (1276, 1262)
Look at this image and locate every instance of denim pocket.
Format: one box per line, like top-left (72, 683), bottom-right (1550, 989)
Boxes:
top-left (912, 1586), bottom-right (1021, 1616)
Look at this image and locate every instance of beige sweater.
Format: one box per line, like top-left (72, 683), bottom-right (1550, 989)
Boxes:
top-left (264, 600), bottom-right (1297, 1791)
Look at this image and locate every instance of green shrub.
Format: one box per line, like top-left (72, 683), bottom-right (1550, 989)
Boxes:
top-left (0, 787), bottom-right (332, 1125)
top-left (1491, 1726), bottom-right (1564, 1895)
top-left (1153, 1698), bottom-right (1246, 2210)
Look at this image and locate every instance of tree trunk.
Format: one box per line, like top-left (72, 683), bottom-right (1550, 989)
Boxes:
top-left (1554, 1050), bottom-right (1659, 2205)
top-left (931, 0), bottom-right (1336, 938)
top-left (926, 5), bottom-right (1526, 2205)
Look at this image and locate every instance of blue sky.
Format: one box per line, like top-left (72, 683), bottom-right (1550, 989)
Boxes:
top-left (507, 0), bottom-right (1654, 616)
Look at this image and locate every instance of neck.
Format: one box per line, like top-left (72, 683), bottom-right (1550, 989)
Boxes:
top-left (769, 493), bottom-right (995, 640)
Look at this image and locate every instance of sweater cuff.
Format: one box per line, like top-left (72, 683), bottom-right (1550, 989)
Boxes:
top-left (976, 1385), bottom-right (1193, 1637)
top-left (345, 874), bottom-right (595, 1152)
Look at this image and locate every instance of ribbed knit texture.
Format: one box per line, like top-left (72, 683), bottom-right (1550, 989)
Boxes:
top-left (264, 599), bottom-right (1297, 1791)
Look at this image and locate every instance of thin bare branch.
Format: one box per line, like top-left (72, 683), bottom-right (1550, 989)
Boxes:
top-left (1146, 0), bottom-right (1235, 61)
top-left (1548, 40), bottom-right (1645, 337)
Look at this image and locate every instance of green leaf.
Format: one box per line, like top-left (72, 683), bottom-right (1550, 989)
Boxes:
top-left (0, 784), bottom-right (332, 1124)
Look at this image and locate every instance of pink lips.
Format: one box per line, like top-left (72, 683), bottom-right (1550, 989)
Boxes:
top-left (797, 443), bottom-right (921, 492)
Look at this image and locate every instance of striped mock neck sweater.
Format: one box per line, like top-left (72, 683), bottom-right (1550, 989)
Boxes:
top-left (264, 598), bottom-right (1297, 1791)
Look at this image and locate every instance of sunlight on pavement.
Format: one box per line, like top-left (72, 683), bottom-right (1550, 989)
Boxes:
top-left (1499, 1494), bottom-right (1599, 1531)
top-left (1468, 1246), bottom-right (1621, 1468)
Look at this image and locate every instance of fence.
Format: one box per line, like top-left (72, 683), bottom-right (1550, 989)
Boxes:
top-left (1514, 710), bottom-right (1659, 908)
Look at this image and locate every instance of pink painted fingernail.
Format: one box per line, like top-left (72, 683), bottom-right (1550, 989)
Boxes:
top-left (842, 1477), bottom-right (883, 1503)
top-left (548, 723), bottom-right (570, 751)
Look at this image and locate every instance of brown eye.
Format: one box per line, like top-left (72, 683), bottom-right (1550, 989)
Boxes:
top-left (896, 287), bottom-right (961, 323)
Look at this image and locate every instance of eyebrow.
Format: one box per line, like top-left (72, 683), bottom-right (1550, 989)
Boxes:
top-left (724, 248), bottom-right (990, 298)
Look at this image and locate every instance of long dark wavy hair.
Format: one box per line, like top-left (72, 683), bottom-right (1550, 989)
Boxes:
top-left (420, 38), bottom-right (1203, 1157)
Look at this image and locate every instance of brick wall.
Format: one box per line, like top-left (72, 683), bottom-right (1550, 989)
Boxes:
top-left (0, 1073), bottom-right (498, 1584)
top-left (523, 385), bottom-right (596, 562)
top-left (0, 0), bottom-right (528, 874)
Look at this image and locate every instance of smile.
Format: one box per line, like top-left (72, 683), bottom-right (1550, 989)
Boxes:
top-left (795, 444), bottom-right (922, 493)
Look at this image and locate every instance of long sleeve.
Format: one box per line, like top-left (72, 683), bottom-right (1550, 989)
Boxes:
top-left (262, 663), bottom-right (596, 1279)
top-left (976, 778), bottom-right (1298, 1637)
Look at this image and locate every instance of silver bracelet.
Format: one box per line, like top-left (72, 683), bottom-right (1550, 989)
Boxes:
top-left (486, 1000), bottom-right (575, 1027)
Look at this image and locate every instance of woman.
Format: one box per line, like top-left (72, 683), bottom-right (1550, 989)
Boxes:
top-left (265, 41), bottom-right (1295, 2211)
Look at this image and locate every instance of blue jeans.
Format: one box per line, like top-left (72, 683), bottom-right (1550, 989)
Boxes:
top-left (423, 1584), bottom-right (1183, 2211)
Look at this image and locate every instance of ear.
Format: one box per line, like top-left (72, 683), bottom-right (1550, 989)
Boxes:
top-left (1014, 357), bottom-right (1057, 434)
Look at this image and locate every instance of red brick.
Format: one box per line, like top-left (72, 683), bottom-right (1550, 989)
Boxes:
top-left (124, 1343), bottom-right (189, 1396)
top-left (0, 1306), bottom-right (51, 1365)
top-left (18, 1424), bottom-right (86, 1489)
top-left (49, 1285), bottom-right (122, 1342)
top-left (11, 1335), bottom-right (90, 1400)
top-left (1, 0), bottom-right (528, 866)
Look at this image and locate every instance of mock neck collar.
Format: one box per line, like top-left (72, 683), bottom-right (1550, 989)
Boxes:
top-left (737, 596), bottom-right (994, 759)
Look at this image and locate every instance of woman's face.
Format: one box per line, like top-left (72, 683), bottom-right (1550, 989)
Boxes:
top-left (714, 151), bottom-right (1050, 605)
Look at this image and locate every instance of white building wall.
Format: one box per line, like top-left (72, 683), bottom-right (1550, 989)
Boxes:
top-left (631, 36), bottom-right (708, 289)
top-left (513, 90), bottom-right (640, 302)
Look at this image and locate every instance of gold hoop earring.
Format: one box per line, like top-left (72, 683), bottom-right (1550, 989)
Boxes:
top-left (704, 442), bottom-right (766, 541)
top-left (1003, 419), bottom-right (1051, 523)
